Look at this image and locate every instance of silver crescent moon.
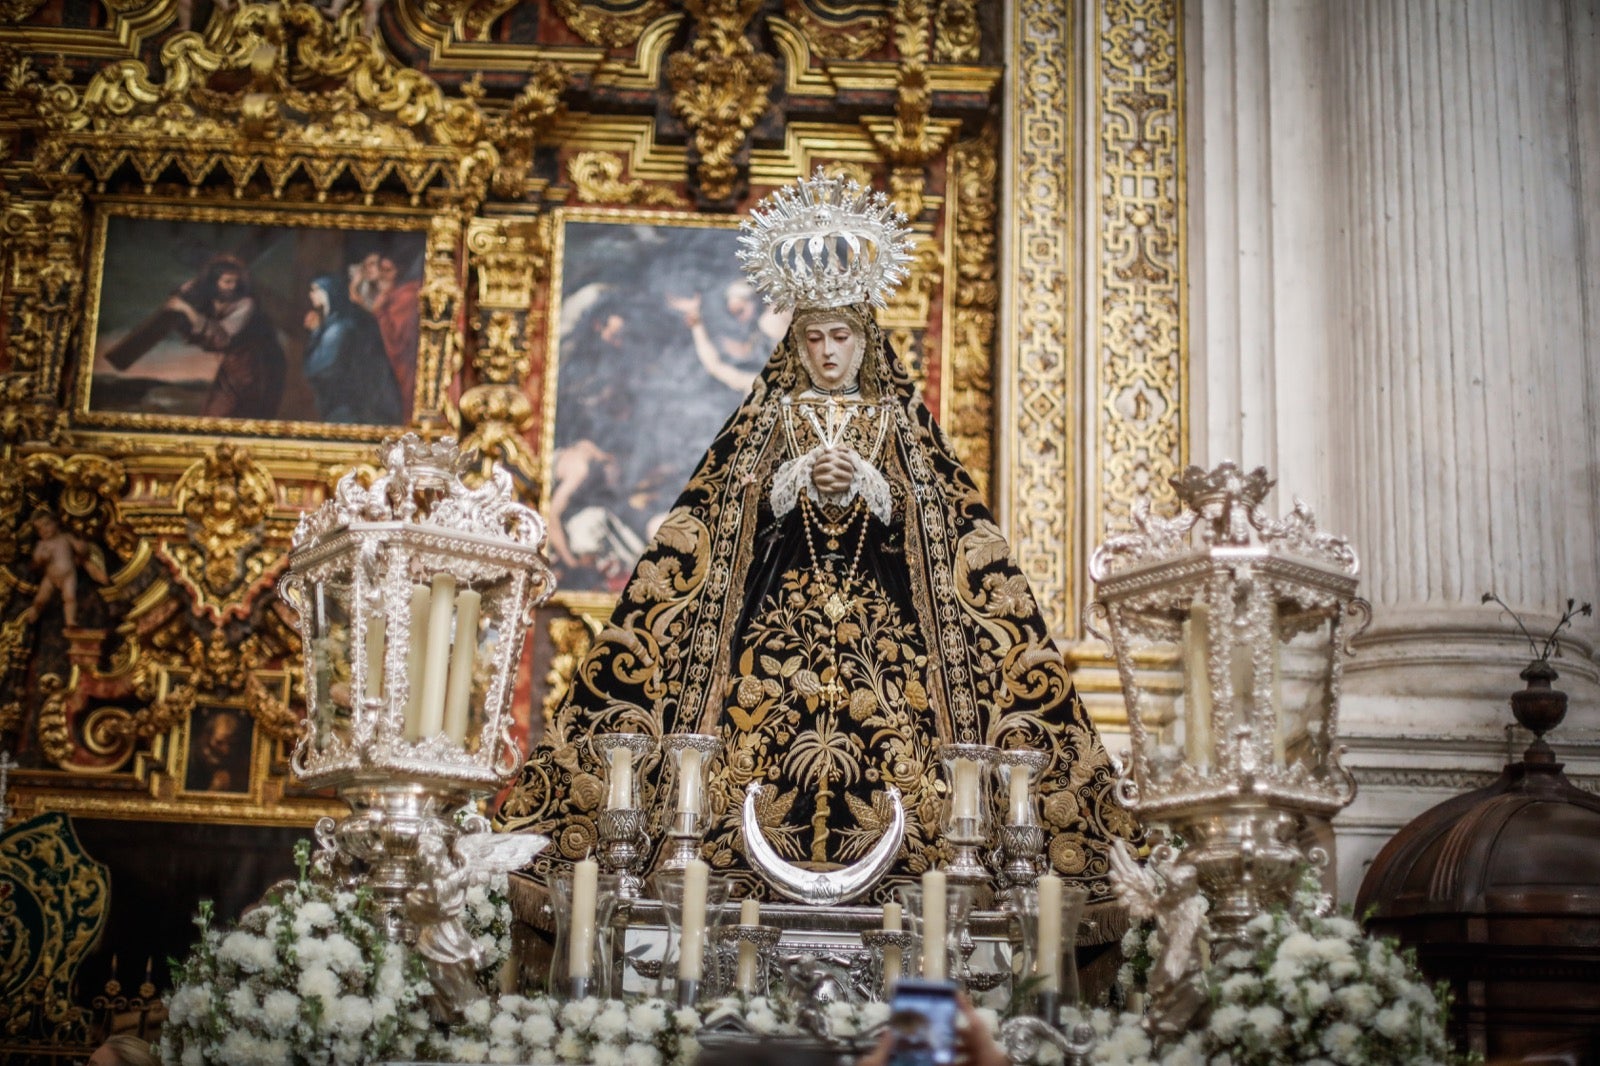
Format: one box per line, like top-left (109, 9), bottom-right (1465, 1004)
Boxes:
top-left (741, 781), bottom-right (905, 905)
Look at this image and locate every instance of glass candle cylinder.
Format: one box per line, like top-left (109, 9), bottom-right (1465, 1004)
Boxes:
top-left (940, 744), bottom-right (998, 840)
top-left (594, 733), bottom-right (655, 811)
top-left (995, 749), bottom-right (1050, 826)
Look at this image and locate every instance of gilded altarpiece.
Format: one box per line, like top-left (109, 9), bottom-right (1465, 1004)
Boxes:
top-left (0, 1), bottom-right (1038, 1053)
top-left (0, 0), bottom-right (1186, 1051)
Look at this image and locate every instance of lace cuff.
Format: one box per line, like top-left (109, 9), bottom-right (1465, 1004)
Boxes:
top-left (851, 458), bottom-right (893, 524)
top-left (771, 450), bottom-right (820, 517)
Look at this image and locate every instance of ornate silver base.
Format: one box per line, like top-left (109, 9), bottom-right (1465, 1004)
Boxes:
top-left (945, 837), bottom-right (992, 893)
top-left (598, 806), bottom-right (649, 899)
top-left (996, 822), bottom-right (1045, 908)
top-left (317, 776), bottom-right (474, 942)
top-left (656, 828), bottom-right (705, 875)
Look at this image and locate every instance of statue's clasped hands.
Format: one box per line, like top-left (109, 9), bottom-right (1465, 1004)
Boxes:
top-left (811, 448), bottom-right (857, 497)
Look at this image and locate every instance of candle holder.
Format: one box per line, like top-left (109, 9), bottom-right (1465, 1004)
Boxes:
top-left (657, 733), bottom-right (720, 874)
top-left (594, 733), bottom-right (656, 898)
top-left (940, 744), bottom-right (998, 890)
top-left (993, 749), bottom-right (1051, 907)
top-left (1011, 881), bottom-right (1089, 1021)
top-left (650, 868), bottom-right (731, 1007)
top-left (897, 881), bottom-right (975, 982)
top-left (714, 923), bottom-right (782, 997)
top-left (281, 435), bottom-right (554, 941)
top-left (545, 866), bottom-right (620, 1000)
top-left (861, 929), bottom-right (916, 997)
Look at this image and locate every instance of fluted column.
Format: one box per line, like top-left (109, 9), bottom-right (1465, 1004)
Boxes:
top-left (1328, 0), bottom-right (1599, 688)
top-left (1322, 0), bottom-right (1600, 896)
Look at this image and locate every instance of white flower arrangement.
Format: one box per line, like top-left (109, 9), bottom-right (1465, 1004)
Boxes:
top-left (160, 846), bottom-right (436, 1066)
top-left (1090, 867), bottom-right (1468, 1066)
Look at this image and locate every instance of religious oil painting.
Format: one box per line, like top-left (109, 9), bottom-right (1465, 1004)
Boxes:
top-left (182, 705), bottom-right (256, 795)
top-left (77, 202), bottom-right (427, 439)
top-left (543, 212), bottom-right (789, 599)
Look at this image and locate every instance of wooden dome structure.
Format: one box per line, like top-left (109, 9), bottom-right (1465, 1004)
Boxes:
top-left (1356, 664), bottom-right (1600, 1064)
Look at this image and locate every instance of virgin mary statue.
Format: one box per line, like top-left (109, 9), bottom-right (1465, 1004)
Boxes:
top-left (498, 172), bottom-right (1134, 901)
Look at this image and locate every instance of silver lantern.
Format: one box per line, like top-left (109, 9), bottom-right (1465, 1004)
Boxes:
top-left (281, 434), bottom-right (555, 938)
top-left (1088, 461), bottom-right (1369, 945)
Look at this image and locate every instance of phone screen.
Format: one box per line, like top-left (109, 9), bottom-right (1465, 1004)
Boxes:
top-left (884, 979), bottom-right (961, 1066)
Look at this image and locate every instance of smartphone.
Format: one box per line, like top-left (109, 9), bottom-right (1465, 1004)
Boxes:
top-left (884, 978), bottom-right (961, 1066)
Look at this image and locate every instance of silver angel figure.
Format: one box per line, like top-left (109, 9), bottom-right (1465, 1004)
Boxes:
top-left (1108, 839), bottom-right (1210, 1038)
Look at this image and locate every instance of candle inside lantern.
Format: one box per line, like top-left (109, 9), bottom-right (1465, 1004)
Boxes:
top-left (735, 896), bottom-right (760, 994)
top-left (364, 608), bottom-right (386, 703)
top-left (882, 901), bottom-right (903, 992)
top-left (568, 857), bottom-right (599, 980)
top-left (606, 744), bottom-right (634, 809)
top-left (1183, 603), bottom-right (1213, 768)
top-left (1007, 763), bottom-right (1033, 824)
top-left (417, 573), bottom-right (456, 737)
top-left (950, 757), bottom-right (980, 822)
top-left (679, 859), bottom-right (709, 982)
top-left (402, 584), bottom-right (431, 740)
top-left (1036, 873), bottom-right (1063, 993)
top-left (921, 869), bottom-right (947, 979)
top-left (440, 586), bottom-right (481, 747)
top-left (677, 745), bottom-right (703, 814)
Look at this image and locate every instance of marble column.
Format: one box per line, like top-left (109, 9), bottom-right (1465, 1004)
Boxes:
top-left (1186, 0), bottom-right (1600, 899)
top-left (1323, 0), bottom-right (1600, 898)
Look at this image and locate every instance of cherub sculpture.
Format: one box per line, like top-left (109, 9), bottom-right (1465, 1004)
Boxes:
top-left (1108, 838), bottom-right (1210, 1038)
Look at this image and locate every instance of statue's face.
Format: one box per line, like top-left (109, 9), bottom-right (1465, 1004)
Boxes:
top-left (800, 318), bottom-right (864, 391)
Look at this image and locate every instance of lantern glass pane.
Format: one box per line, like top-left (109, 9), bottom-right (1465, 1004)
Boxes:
top-left (1274, 606), bottom-right (1338, 771)
top-left (309, 574), bottom-right (356, 753)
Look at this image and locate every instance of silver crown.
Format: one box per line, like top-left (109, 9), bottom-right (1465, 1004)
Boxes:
top-left (737, 169), bottom-right (916, 312)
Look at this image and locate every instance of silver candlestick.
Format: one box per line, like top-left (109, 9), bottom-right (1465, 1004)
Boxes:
top-left (940, 743), bottom-right (998, 891)
top-left (594, 732), bottom-right (656, 898)
top-left (657, 733), bottom-right (720, 874)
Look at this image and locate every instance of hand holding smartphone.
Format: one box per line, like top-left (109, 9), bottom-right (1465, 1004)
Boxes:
top-left (883, 979), bottom-right (962, 1066)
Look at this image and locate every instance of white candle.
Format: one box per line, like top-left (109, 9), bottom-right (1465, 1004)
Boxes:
top-left (678, 859), bottom-right (709, 981)
top-left (568, 858), bottom-right (599, 980)
top-left (677, 746), bottom-right (703, 814)
top-left (417, 573), bottom-right (456, 737)
top-left (1007, 764), bottom-right (1033, 824)
top-left (881, 901), bottom-right (903, 992)
top-left (364, 608), bottom-right (386, 703)
top-left (951, 758), bottom-right (979, 821)
top-left (921, 870), bottom-right (947, 979)
top-left (1036, 873), bottom-right (1063, 992)
top-left (1271, 641), bottom-right (1287, 766)
top-left (605, 744), bottom-right (634, 810)
top-left (402, 584), bottom-right (431, 740)
top-left (440, 587), bottom-right (481, 747)
top-left (1183, 604), bottom-right (1213, 768)
top-left (735, 896), bottom-right (760, 994)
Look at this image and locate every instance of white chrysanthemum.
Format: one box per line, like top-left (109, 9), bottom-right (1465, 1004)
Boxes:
top-left (623, 1043), bottom-right (662, 1066)
top-left (322, 932), bottom-right (366, 974)
top-left (452, 1038), bottom-right (490, 1062)
top-left (628, 1001), bottom-right (667, 1039)
top-left (375, 955), bottom-right (407, 998)
top-left (522, 1013), bottom-right (558, 1047)
top-left (1373, 1003), bottom-right (1412, 1039)
top-left (499, 995), bottom-right (529, 1015)
top-left (181, 1045), bottom-right (204, 1066)
top-left (167, 985), bottom-right (209, 1026)
top-left (555, 1032), bottom-right (587, 1062)
top-left (824, 1000), bottom-right (857, 1037)
top-left (261, 988), bottom-right (300, 1032)
top-left (466, 997), bottom-right (494, 1026)
top-left (859, 1001), bottom-right (890, 1029)
top-left (1320, 1020), bottom-right (1362, 1060)
top-left (1209, 1004), bottom-right (1247, 1042)
top-left (1328, 958), bottom-right (1362, 982)
top-left (490, 1010), bottom-right (520, 1043)
top-left (562, 996), bottom-right (601, 1030)
top-left (1120, 927), bottom-right (1144, 955)
top-left (1218, 972), bottom-right (1260, 999)
top-left (296, 937), bottom-right (329, 971)
top-left (489, 1047), bottom-right (522, 1065)
top-left (1333, 983), bottom-right (1379, 1022)
top-left (291, 901), bottom-right (337, 937)
top-left (591, 1044), bottom-right (626, 1066)
top-left (531, 1049), bottom-right (558, 1066)
top-left (219, 1030), bottom-right (288, 1066)
top-left (296, 964), bottom-right (341, 1004)
top-left (337, 994), bottom-right (374, 1034)
top-left (1245, 1004), bottom-right (1284, 1036)
top-left (219, 930), bottom-right (278, 973)
top-left (1302, 979), bottom-right (1333, 1011)
top-left (591, 1002), bottom-right (630, 1042)
top-left (673, 1007), bottom-right (700, 1031)
top-left (747, 1003), bottom-right (780, 1035)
